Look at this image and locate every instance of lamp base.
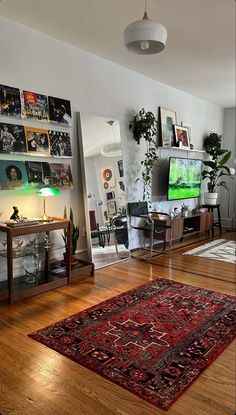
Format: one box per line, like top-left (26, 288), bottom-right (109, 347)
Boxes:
top-left (39, 213), bottom-right (53, 222)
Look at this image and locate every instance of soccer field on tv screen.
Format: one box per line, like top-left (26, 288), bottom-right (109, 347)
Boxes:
top-left (168, 186), bottom-right (201, 200)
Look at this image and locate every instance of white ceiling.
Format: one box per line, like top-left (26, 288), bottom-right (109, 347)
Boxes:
top-left (0, 0), bottom-right (235, 108)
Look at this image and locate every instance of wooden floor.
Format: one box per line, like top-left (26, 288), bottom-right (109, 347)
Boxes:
top-left (0, 232), bottom-right (235, 415)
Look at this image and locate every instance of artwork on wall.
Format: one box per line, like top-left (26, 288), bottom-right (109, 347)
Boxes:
top-left (0, 122), bottom-right (26, 154)
top-left (159, 107), bottom-right (177, 147)
top-left (119, 181), bottom-right (125, 192)
top-left (173, 125), bottom-right (190, 148)
top-left (24, 126), bottom-right (50, 156)
top-left (25, 161), bottom-right (51, 187)
top-left (48, 96), bottom-right (72, 126)
top-left (50, 163), bottom-right (73, 189)
top-left (0, 85), bottom-right (21, 117)
top-left (0, 160), bottom-right (28, 190)
top-left (107, 200), bottom-right (117, 216)
top-left (117, 160), bottom-right (124, 177)
top-left (49, 130), bottom-right (72, 158)
top-left (21, 91), bottom-right (49, 121)
top-left (102, 167), bottom-right (115, 189)
top-left (181, 121), bottom-right (193, 145)
top-left (106, 191), bottom-right (115, 200)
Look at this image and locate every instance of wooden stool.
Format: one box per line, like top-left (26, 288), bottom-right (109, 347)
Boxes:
top-left (202, 204), bottom-right (222, 237)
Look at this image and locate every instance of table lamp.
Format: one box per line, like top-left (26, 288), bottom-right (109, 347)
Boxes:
top-left (37, 187), bottom-right (61, 221)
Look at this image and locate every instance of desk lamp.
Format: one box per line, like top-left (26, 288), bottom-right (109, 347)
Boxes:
top-left (37, 187), bottom-right (61, 221)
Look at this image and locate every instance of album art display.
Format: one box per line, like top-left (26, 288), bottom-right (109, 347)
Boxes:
top-left (50, 164), bottom-right (73, 189)
top-left (21, 91), bottom-right (49, 121)
top-left (24, 127), bottom-right (49, 156)
top-left (0, 160), bottom-right (28, 190)
top-left (48, 96), bottom-right (72, 125)
top-left (0, 160), bottom-right (73, 190)
top-left (49, 130), bottom-right (72, 158)
top-left (0, 122), bottom-right (26, 154)
top-left (102, 167), bottom-right (115, 189)
top-left (0, 85), bottom-right (21, 117)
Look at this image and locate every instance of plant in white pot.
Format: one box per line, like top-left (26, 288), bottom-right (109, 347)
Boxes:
top-left (202, 133), bottom-right (235, 205)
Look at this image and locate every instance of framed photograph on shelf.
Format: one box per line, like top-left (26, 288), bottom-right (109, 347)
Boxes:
top-left (173, 125), bottom-right (190, 149)
top-left (107, 200), bottom-right (117, 216)
top-left (159, 107), bottom-right (177, 147)
top-left (181, 121), bottom-right (193, 146)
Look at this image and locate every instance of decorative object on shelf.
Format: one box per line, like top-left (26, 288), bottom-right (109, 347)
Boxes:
top-left (0, 84), bottom-right (21, 117)
top-left (159, 107), bottom-right (177, 147)
top-left (173, 125), bottom-right (190, 149)
top-left (10, 206), bottom-right (20, 221)
top-left (181, 121), bottom-right (193, 146)
top-left (181, 203), bottom-right (189, 217)
top-left (37, 187), bottom-right (61, 222)
top-left (129, 108), bottom-right (158, 203)
top-left (14, 237), bottom-right (24, 254)
top-left (124, 0), bottom-right (167, 55)
top-left (202, 132), bottom-right (235, 205)
top-left (44, 234), bottom-right (52, 251)
top-left (62, 206), bottom-right (79, 265)
top-left (23, 254), bottom-right (40, 284)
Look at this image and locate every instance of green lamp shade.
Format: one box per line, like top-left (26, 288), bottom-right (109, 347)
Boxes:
top-left (38, 187), bottom-right (61, 197)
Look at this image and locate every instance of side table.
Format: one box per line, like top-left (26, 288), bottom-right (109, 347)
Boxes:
top-left (202, 204), bottom-right (222, 236)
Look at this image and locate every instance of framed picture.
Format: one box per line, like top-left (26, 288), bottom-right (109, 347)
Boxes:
top-left (117, 160), bottom-right (124, 177)
top-left (107, 200), bottom-right (117, 216)
top-left (101, 166), bottom-right (115, 189)
top-left (181, 121), bottom-right (193, 145)
top-left (25, 127), bottom-right (50, 156)
top-left (159, 107), bottom-right (177, 147)
top-left (106, 191), bottom-right (115, 200)
top-left (0, 122), bottom-right (26, 154)
top-left (173, 125), bottom-right (190, 148)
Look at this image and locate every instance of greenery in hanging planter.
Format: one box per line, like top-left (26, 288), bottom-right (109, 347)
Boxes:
top-left (202, 132), bottom-right (234, 193)
top-left (129, 108), bottom-right (158, 202)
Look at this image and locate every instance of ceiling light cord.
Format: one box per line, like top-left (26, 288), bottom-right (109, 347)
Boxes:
top-left (143, 0), bottom-right (148, 20)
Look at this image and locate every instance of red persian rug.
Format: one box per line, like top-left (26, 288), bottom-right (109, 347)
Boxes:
top-left (29, 279), bottom-right (236, 410)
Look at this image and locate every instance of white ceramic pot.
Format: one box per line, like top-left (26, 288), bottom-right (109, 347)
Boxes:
top-left (204, 192), bottom-right (218, 205)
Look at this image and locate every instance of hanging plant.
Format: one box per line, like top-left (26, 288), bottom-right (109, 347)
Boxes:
top-left (129, 108), bottom-right (158, 203)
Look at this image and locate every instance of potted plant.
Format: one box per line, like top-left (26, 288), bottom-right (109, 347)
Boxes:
top-left (181, 203), bottom-right (189, 217)
top-left (129, 108), bottom-right (158, 204)
top-left (202, 132), bottom-right (235, 205)
top-left (62, 206), bottom-right (80, 266)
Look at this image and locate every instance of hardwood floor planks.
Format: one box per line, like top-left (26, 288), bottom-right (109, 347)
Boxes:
top-left (0, 233), bottom-right (235, 415)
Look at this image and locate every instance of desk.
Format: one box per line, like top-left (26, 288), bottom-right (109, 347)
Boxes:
top-left (202, 204), bottom-right (222, 236)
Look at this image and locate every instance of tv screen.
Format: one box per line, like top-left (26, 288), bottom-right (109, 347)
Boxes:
top-left (167, 157), bottom-right (202, 200)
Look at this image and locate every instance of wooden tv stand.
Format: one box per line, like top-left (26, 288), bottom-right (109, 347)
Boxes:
top-left (157, 211), bottom-right (214, 243)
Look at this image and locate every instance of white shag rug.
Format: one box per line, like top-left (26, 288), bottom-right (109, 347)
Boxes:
top-left (183, 239), bottom-right (236, 264)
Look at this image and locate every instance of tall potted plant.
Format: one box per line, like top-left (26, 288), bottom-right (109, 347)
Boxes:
top-left (129, 108), bottom-right (158, 204)
top-left (202, 132), bottom-right (235, 205)
top-left (62, 206), bottom-right (80, 265)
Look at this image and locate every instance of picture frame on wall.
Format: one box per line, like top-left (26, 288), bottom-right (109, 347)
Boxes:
top-left (173, 125), bottom-right (190, 149)
top-left (159, 107), bottom-right (177, 147)
top-left (181, 121), bottom-right (193, 146)
top-left (106, 191), bottom-right (115, 200)
top-left (117, 160), bottom-right (124, 177)
top-left (107, 200), bottom-right (117, 216)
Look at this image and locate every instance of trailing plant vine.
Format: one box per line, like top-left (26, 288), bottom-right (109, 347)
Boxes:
top-left (129, 108), bottom-right (158, 203)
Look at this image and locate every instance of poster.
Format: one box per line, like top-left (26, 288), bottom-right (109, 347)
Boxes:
top-left (49, 130), bottom-right (72, 158)
top-left (48, 96), bottom-right (72, 125)
top-left (0, 122), bottom-right (26, 154)
top-left (0, 85), bottom-right (21, 117)
top-left (0, 160), bottom-right (28, 190)
top-left (24, 126), bottom-right (49, 156)
top-left (50, 163), bottom-right (73, 189)
top-left (117, 160), bottom-right (124, 177)
top-left (21, 90), bottom-right (49, 121)
top-left (101, 166), bottom-right (115, 189)
top-left (25, 161), bottom-right (51, 187)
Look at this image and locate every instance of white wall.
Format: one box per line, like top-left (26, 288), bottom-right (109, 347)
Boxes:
top-left (220, 107), bottom-right (236, 229)
top-left (0, 17), bottom-right (224, 255)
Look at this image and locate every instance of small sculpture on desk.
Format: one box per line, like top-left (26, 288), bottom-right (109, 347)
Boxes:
top-left (10, 206), bottom-right (20, 221)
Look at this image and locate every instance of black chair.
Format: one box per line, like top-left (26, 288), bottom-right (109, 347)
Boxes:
top-left (127, 201), bottom-right (173, 259)
top-left (111, 215), bottom-right (129, 258)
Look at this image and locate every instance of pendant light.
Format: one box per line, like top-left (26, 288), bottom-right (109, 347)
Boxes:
top-left (124, 0), bottom-right (167, 55)
top-left (101, 120), bottom-right (122, 157)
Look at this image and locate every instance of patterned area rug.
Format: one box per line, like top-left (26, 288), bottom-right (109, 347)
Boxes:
top-left (183, 239), bottom-right (236, 264)
top-left (29, 279), bottom-right (236, 410)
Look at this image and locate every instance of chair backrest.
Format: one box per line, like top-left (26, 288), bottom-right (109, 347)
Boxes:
top-left (89, 210), bottom-right (97, 231)
top-left (127, 202), bottom-right (148, 216)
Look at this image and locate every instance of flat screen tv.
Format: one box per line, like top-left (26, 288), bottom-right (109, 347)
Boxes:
top-left (167, 157), bottom-right (202, 200)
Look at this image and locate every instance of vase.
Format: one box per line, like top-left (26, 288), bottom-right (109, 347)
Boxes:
top-left (23, 254), bottom-right (39, 284)
top-left (204, 192), bottom-right (218, 205)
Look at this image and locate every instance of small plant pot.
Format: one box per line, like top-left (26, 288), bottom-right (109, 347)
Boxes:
top-left (61, 252), bottom-right (79, 268)
top-left (181, 210), bottom-right (188, 217)
top-left (204, 192), bottom-right (218, 205)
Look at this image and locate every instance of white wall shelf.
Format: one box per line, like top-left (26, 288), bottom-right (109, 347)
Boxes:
top-left (158, 146), bottom-right (205, 153)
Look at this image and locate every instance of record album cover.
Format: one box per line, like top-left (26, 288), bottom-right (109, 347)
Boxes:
top-left (49, 130), bottom-right (72, 158)
top-left (48, 96), bottom-right (72, 125)
top-left (0, 160), bottom-right (28, 190)
top-left (25, 161), bottom-right (51, 188)
top-left (25, 127), bottom-right (49, 156)
top-left (50, 163), bottom-right (73, 189)
top-left (21, 90), bottom-right (49, 121)
top-left (0, 122), bottom-right (26, 154)
top-left (0, 85), bottom-right (21, 117)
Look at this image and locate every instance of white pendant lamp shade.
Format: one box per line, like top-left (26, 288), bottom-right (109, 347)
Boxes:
top-left (124, 3), bottom-right (167, 55)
